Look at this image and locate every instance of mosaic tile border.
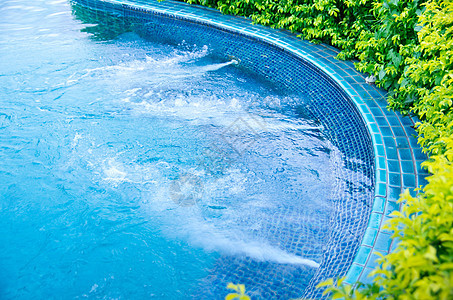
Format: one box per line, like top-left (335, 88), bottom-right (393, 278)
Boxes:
top-left (73, 0), bottom-right (427, 292)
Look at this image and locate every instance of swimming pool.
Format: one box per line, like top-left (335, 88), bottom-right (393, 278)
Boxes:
top-left (0, 0), bottom-right (427, 299)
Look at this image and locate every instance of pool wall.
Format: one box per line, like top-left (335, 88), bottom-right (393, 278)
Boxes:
top-left (70, 0), bottom-right (428, 298)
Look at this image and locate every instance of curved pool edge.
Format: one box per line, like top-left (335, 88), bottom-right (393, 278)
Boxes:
top-left (72, 0), bottom-right (428, 293)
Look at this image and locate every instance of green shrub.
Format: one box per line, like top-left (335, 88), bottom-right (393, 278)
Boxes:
top-left (225, 283), bottom-right (251, 300)
top-left (408, 0), bottom-right (453, 155)
top-left (354, 0), bottom-right (422, 113)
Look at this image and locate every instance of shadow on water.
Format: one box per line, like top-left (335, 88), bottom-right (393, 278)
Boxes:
top-left (71, 3), bottom-right (135, 41)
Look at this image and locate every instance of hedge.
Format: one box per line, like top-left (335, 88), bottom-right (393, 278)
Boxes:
top-left (178, 0), bottom-right (453, 298)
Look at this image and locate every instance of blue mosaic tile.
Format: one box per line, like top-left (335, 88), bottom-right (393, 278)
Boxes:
top-left (372, 95), bottom-right (387, 106)
top-left (387, 116), bottom-right (401, 127)
top-left (359, 267), bottom-right (376, 285)
top-left (355, 246), bottom-right (372, 266)
top-left (392, 126), bottom-right (406, 137)
top-left (386, 147), bottom-right (399, 160)
top-left (405, 125), bottom-right (418, 137)
top-left (362, 228), bottom-right (378, 247)
top-left (364, 113), bottom-right (375, 123)
top-left (396, 137), bottom-right (410, 149)
top-left (359, 104), bottom-right (371, 114)
top-left (372, 197), bottom-right (385, 213)
top-left (403, 174), bottom-right (417, 188)
top-left (399, 148), bottom-right (413, 160)
top-left (377, 156), bottom-right (386, 170)
top-left (380, 215), bottom-right (394, 234)
top-left (383, 136), bottom-right (397, 148)
top-left (350, 84), bottom-right (372, 99)
top-left (418, 174), bottom-right (429, 186)
top-left (332, 68), bottom-right (350, 78)
top-left (367, 88), bottom-right (385, 99)
top-left (375, 145), bottom-right (385, 157)
top-left (373, 134), bottom-right (384, 145)
top-left (401, 160), bottom-right (415, 174)
top-left (388, 159), bottom-right (401, 173)
top-left (374, 232), bottom-right (392, 252)
top-left (376, 183), bottom-right (386, 197)
top-left (369, 107), bottom-right (384, 117)
top-left (388, 186), bottom-right (402, 202)
top-left (376, 170), bottom-right (386, 183)
top-left (367, 251), bottom-right (385, 269)
top-left (385, 201), bottom-right (400, 217)
top-left (380, 126), bottom-right (393, 137)
top-left (410, 136), bottom-right (421, 148)
top-left (388, 172), bottom-right (402, 187)
top-left (368, 213), bottom-right (382, 230)
top-left (344, 87), bottom-right (359, 96)
top-left (369, 123), bottom-right (379, 134)
top-left (344, 264), bottom-right (364, 285)
top-left (404, 116), bottom-right (417, 125)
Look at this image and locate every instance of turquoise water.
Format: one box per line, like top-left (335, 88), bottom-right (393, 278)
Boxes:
top-left (1, 0), bottom-right (343, 298)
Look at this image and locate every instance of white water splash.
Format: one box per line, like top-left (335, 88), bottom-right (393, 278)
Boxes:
top-left (181, 221), bottom-right (320, 268)
top-left (74, 150), bottom-right (321, 269)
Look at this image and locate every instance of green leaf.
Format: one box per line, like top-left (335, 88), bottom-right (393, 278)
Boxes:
top-left (379, 69), bottom-right (386, 80)
top-left (225, 294), bottom-right (238, 300)
top-left (226, 283), bottom-right (239, 293)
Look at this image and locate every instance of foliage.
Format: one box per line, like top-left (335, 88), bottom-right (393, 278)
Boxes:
top-left (354, 0), bottom-right (423, 113)
top-left (409, 0), bottom-right (453, 155)
top-left (225, 283), bottom-right (251, 300)
top-left (317, 276), bottom-right (380, 299)
top-left (179, 0), bottom-right (453, 298)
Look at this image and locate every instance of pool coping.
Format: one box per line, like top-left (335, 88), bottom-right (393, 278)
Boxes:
top-left (75, 0), bottom-right (428, 291)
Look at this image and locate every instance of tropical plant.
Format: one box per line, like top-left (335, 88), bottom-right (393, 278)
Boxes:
top-left (225, 283), bottom-right (251, 300)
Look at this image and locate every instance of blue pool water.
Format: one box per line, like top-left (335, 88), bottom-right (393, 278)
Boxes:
top-left (0, 0), bottom-right (373, 298)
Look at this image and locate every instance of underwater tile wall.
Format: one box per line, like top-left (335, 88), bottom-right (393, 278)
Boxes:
top-left (71, 0), bottom-right (428, 298)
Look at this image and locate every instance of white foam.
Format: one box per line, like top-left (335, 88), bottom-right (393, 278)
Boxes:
top-left (65, 137), bottom-right (324, 268)
top-left (198, 59), bottom-right (237, 72)
top-left (71, 132), bottom-right (83, 148)
top-left (64, 45), bottom-right (211, 86)
top-left (183, 221), bottom-right (320, 268)
top-left (141, 168), bottom-right (321, 268)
